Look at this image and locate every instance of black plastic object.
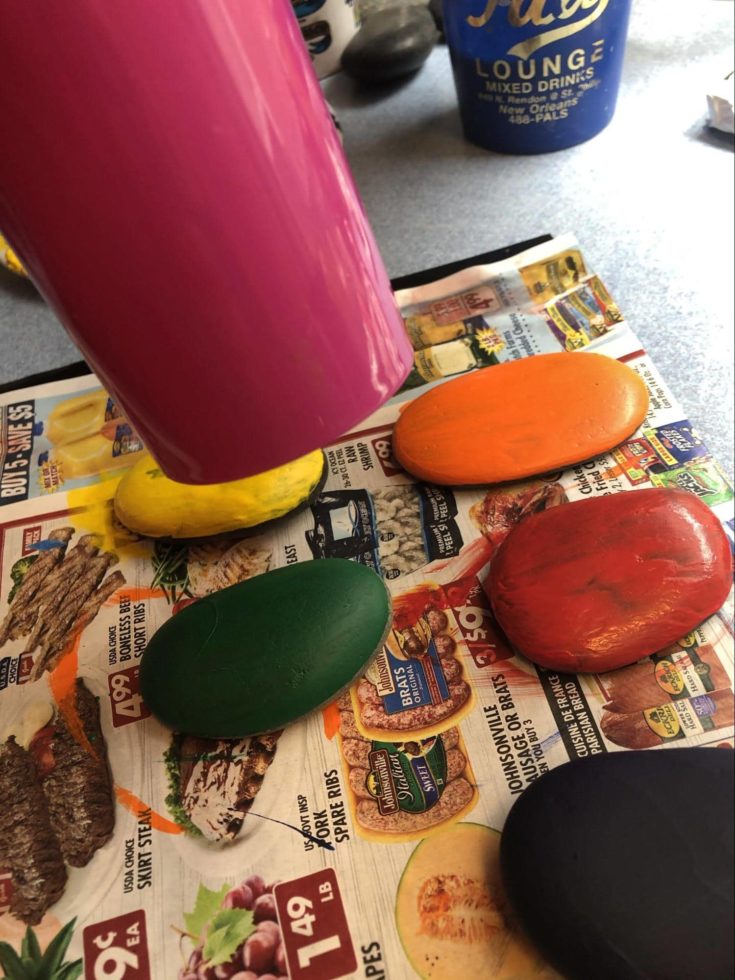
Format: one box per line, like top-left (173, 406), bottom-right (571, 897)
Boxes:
top-left (428, 0), bottom-right (444, 37)
top-left (500, 748), bottom-right (735, 980)
top-left (342, 5), bottom-right (438, 82)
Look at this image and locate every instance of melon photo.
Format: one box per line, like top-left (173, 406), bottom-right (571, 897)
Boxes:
top-left (395, 822), bottom-right (557, 979)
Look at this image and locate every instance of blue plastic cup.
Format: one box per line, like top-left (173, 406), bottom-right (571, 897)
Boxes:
top-left (443, 0), bottom-right (634, 154)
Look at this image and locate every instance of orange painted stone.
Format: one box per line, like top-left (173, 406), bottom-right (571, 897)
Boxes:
top-left (392, 352), bottom-right (649, 486)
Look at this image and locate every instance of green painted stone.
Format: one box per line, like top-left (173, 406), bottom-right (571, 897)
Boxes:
top-left (140, 559), bottom-right (391, 737)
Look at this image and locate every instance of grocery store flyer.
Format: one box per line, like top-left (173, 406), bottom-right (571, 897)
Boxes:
top-left (0, 235), bottom-right (732, 978)
top-left (0, 376), bottom-right (144, 506)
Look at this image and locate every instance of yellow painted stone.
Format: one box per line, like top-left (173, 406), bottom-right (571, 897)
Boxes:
top-left (114, 448), bottom-right (326, 538)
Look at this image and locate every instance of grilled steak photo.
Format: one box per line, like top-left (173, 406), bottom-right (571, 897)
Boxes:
top-left (0, 737), bottom-right (67, 925)
top-left (165, 731), bottom-right (282, 841)
top-left (0, 526), bottom-right (126, 679)
top-left (39, 679), bottom-right (116, 866)
top-left (0, 527), bottom-right (74, 644)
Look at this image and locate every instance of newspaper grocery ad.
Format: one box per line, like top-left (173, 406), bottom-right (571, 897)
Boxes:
top-left (0, 376), bottom-right (144, 507)
top-left (0, 235), bottom-right (732, 978)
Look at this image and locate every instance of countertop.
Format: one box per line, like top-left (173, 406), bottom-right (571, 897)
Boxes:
top-left (1, 0), bottom-right (733, 478)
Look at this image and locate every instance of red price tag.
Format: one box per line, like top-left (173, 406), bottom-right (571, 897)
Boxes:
top-left (451, 578), bottom-right (514, 669)
top-left (17, 652), bottom-right (34, 685)
top-left (274, 869), bottom-right (357, 980)
top-left (371, 434), bottom-right (402, 477)
top-left (22, 526), bottom-right (42, 554)
top-left (107, 666), bottom-right (151, 728)
top-left (83, 910), bottom-right (150, 980)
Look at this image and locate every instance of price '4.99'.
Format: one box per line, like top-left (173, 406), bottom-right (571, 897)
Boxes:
top-left (107, 666), bottom-right (151, 728)
top-left (274, 868), bottom-right (357, 980)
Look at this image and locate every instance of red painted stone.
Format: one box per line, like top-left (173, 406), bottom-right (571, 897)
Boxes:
top-left (486, 488), bottom-right (733, 673)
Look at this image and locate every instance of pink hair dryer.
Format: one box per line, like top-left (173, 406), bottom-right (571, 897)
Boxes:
top-left (0, 0), bottom-right (412, 483)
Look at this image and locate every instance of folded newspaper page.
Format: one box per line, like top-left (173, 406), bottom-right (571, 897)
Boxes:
top-left (1, 234), bottom-right (732, 978)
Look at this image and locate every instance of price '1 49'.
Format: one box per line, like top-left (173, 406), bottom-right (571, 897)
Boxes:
top-left (275, 869), bottom-right (357, 980)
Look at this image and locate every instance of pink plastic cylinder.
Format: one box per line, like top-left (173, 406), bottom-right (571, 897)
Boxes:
top-left (0, 0), bottom-right (412, 483)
